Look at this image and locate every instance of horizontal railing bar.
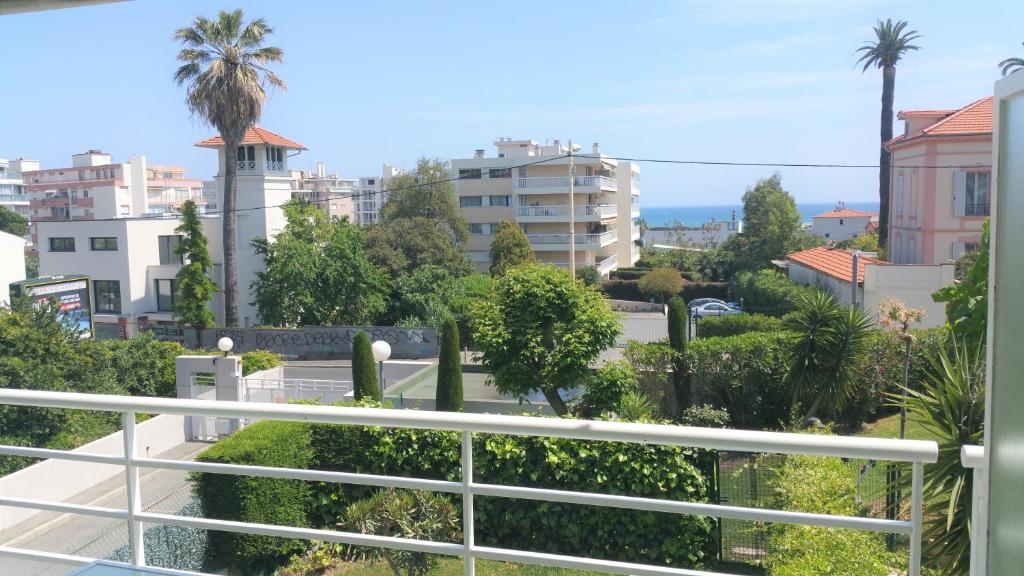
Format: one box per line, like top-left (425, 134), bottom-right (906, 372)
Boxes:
top-left (0, 545), bottom-right (95, 566)
top-left (136, 457), bottom-right (463, 493)
top-left (135, 512), bottom-right (465, 556)
top-left (469, 483), bottom-right (911, 534)
top-left (0, 497), bottom-right (130, 520)
top-left (472, 546), bottom-right (733, 576)
top-left (961, 445), bottom-right (984, 468)
top-left (0, 390), bottom-right (939, 463)
top-left (0, 444), bottom-right (126, 465)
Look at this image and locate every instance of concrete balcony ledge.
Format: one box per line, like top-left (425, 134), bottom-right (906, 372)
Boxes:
top-left (515, 175), bottom-right (617, 192)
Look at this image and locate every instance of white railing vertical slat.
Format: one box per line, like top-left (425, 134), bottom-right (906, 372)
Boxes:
top-left (122, 411), bottom-right (146, 567)
top-left (910, 461), bottom-right (923, 576)
top-left (462, 430), bottom-right (475, 576)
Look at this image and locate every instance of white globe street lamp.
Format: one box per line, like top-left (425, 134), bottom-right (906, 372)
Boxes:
top-left (217, 336), bottom-right (233, 357)
top-left (371, 340), bottom-right (392, 400)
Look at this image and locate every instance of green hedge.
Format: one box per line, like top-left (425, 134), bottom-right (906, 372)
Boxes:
top-left (730, 269), bottom-right (819, 316)
top-left (192, 421), bottom-right (314, 573)
top-left (697, 314), bottom-right (784, 338)
top-left (240, 349), bottom-right (284, 377)
top-left (766, 452), bottom-right (900, 575)
top-left (601, 279), bottom-right (729, 303)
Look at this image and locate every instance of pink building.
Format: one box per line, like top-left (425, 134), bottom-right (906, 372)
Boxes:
top-left (885, 97), bottom-right (992, 264)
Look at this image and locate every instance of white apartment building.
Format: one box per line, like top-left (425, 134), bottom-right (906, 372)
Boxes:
top-left (356, 164), bottom-right (402, 225)
top-left (811, 205), bottom-right (878, 242)
top-left (452, 139), bottom-right (640, 276)
top-left (0, 230), bottom-right (27, 306)
top-left (36, 126), bottom-right (304, 332)
top-left (145, 164), bottom-right (206, 215)
top-left (291, 161), bottom-right (357, 221)
top-left (0, 158), bottom-right (31, 221)
top-left (36, 216), bottom-right (224, 338)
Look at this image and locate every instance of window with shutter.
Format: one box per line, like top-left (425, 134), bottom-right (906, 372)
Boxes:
top-left (895, 174), bottom-right (904, 216)
top-left (953, 170), bottom-right (967, 217)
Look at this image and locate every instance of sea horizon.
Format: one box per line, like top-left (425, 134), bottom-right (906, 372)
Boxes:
top-left (639, 201), bottom-right (881, 227)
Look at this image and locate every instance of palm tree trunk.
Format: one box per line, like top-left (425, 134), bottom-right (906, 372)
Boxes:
top-left (803, 395), bottom-right (824, 423)
top-left (878, 65), bottom-right (896, 249)
top-left (542, 387), bottom-right (569, 416)
top-left (223, 143), bottom-right (240, 327)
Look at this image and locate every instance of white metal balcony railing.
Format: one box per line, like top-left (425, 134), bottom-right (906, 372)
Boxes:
top-left (0, 194), bottom-right (31, 203)
top-left (0, 388), bottom-right (937, 576)
top-left (515, 176), bottom-right (617, 191)
top-left (597, 254), bottom-right (618, 274)
top-left (237, 160), bottom-right (256, 171)
top-left (266, 161), bottom-right (284, 172)
top-left (516, 205), bottom-right (617, 219)
top-left (961, 445), bottom-right (987, 576)
top-left (526, 230), bottom-right (618, 246)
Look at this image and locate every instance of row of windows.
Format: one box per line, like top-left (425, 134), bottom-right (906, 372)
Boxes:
top-left (47, 235), bottom-right (184, 265)
top-left (459, 195), bottom-right (511, 208)
top-left (457, 168), bottom-right (512, 180)
top-left (894, 170), bottom-right (991, 219)
top-left (91, 278), bottom-right (179, 314)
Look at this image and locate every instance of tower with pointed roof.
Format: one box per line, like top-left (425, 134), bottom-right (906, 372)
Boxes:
top-left (196, 127), bottom-right (307, 326)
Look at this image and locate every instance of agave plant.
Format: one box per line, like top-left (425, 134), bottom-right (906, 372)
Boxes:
top-left (890, 337), bottom-right (984, 574)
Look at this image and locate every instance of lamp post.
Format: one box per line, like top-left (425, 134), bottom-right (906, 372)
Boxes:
top-left (217, 336), bottom-right (233, 357)
top-left (371, 340), bottom-right (392, 401)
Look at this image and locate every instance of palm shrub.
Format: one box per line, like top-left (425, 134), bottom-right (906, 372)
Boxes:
top-left (784, 291), bottom-right (873, 422)
top-left (891, 338), bottom-right (984, 574)
top-left (435, 316), bottom-right (463, 412)
top-left (352, 332), bottom-right (379, 401)
top-left (667, 296), bottom-right (689, 410)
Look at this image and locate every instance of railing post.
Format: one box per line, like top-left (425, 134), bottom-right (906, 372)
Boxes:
top-left (461, 430), bottom-right (475, 576)
top-left (910, 461), bottom-right (923, 576)
top-left (122, 411), bottom-right (146, 567)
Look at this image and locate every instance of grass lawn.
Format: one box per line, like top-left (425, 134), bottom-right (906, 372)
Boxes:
top-left (854, 412), bottom-right (935, 441)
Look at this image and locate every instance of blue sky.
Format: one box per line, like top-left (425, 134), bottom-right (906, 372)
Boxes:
top-left (1, 0), bottom-right (1020, 206)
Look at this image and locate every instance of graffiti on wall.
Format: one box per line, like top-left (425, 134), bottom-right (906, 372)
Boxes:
top-left (186, 326), bottom-right (436, 359)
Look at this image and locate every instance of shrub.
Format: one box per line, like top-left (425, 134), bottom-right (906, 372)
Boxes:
top-left (697, 314), bottom-right (784, 338)
top-left (240, 349), bottom-right (283, 377)
top-left (680, 404), bottom-right (731, 428)
top-left (731, 269), bottom-right (818, 316)
top-left (574, 360), bottom-right (640, 417)
top-left (667, 297), bottom-right (688, 410)
top-left (602, 279), bottom-right (728, 302)
top-left (435, 316), bottom-right (463, 412)
top-left (307, 417), bottom-right (715, 569)
top-left (352, 332), bottom-right (379, 400)
top-left (610, 267), bottom-right (650, 280)
top-left (623, 340), bottom-right (678, 418)
top-left (639, 267), bottom-right (684, 303)
top-left (600, 279), bottom-right (644, 301)
top-left (686, 332), bottom-right (792, 429)
top-left (342, 489), bottom-right (460, 576)
top-left (680, 281), bottom-right (730, 302)
top-left (103, 332), bottom-right (188, 397)
top-left (192, 421), bottom-right (314, 573)
top-left (575, 265), bottom-right (600, 285)
top-left (766, 452), bottom-right (899, 575)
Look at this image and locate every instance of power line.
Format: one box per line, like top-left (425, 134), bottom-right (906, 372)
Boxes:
top-left (574, 154), bottom-right (991, 170)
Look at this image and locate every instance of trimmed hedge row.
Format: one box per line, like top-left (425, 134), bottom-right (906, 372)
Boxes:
top-left (193, 415), bottom-right (717, 572)
top-left (730, 269), bottom-right (819, 316)
top-left (601, 279), bottom-right (729, 303)
top-left (697, 314), bottom-right (784, 338)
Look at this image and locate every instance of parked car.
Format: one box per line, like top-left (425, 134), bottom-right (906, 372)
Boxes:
top-left (688, 298), bottom-right (729, 309)
top-left (691, 302), bottom-right (743, 319)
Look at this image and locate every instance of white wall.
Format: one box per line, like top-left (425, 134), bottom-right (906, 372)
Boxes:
top-left (812, 216), bottom-right (872, 242)
top-left (862, 262), bottom-right (954, 328)
top-left (0, 231), bottom-right (27, 305)
top-left (0, 414), bottom-right (186, 530)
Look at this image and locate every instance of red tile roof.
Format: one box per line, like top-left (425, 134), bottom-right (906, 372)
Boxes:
top-left (864, 218), bottom-right (879, 233)
top-left (813, 207), bottom-right (878, 219)
top-left (888, 97), bottom-right (993, 148)
top-left (786, 246), bottom-right (882, 285)
top-left (195, 127), bottom-right (307, 149)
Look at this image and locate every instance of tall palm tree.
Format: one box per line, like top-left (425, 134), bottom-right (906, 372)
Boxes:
top-left (999, 43), bottom-right (1024, 76)
top-left (173, 9), bottom-right (285, 327)
top-left (856, 19), bottom-right (921, 250)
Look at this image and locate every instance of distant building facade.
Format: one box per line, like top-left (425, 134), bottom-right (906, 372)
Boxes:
top-left (886, 97), bottom-right (992, 264)
top-left (291, 161), bottom-right (357, 221)
top-left (0, 158), bottom-right (31, 221)
top-left (0, 230), bottom-right (27, 306)
top-left (644, 214), bottom-right (742, 250)
top-left (811, 205), bottom-right (878, 242)
top-left (356, 164), bottom-right (402, 225)
top-left (451, 139), bottom-right (640, 276)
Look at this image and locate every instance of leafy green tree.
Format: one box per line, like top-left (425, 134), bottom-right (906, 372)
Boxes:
top-left (435, 316), bottom-right (463, 412)
top-left (836, 232), bottom-right (880, 252)
top-left (392, 265), bottom-right (457, 328)
top-left (856, 19), bottom-right (921, 248)
top-left (667, 296), bottom-right (689, 411)
top-left (174, 9), bottom-right (285, 327)
top-left (488, 220), bottom-right (535, 276)
top-left (999, 43), bottom-right (1024, 76)
top-left (24, 254), bottom-right (38, 279)
top-left (470, 264), bottom-right (621, 415)
top-left (638, 267), bottom-right (683, 303)
top-left (380, 158), bottom-right (468, 241)
top-left (365, 217), bottom-right (471, 278)
top-left (253, 201), bottom-right (389, 327)
top-left (574, 360), bottom-right (640, 418)
top-left (721, 174), bottom-right (802, 272)
top-left (933, 219), bottom-right (989, 346)
top-left (784, 291), bottom-right (873, 421)
top-left (174, 200), bottom-right (218, 336)
top-left (575, 265), bottom-right (600, 286)
top-left (352, 332), bottom-right (379, 401)
top-left (0, 205), bottom-right (28, 236)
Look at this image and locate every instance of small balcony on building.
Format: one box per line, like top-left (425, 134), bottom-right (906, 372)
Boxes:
top-left (526, 229), bottom-right (618, 250)
top-left (514, 175), bottom-right (617, 194)
top-left (515, 204), bottom-right (617, 223)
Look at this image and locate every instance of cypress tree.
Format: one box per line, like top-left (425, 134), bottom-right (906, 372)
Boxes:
top-left (667, 296), bottom-right (689, 412)
top-left (435, 316), bottom-right (463, 411)
top-left (352, 332), bottom-right (380, 401)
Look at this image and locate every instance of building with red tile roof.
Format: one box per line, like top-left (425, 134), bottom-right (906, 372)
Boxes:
top-left (786, 246), bottom-right (879, 285)
top-left (811, 204), bottom-right (879, 242)
top-left (195, 126), bottom-right (307, 150)
top-left (884, 97), bottom-right (992, 265)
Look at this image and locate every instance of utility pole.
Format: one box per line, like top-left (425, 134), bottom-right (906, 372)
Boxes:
top-left (568, 139), bottom-right (576, 278)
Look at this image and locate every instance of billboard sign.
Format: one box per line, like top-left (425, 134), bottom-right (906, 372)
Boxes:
top-left (10, 276), bottom-right (94, 339)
